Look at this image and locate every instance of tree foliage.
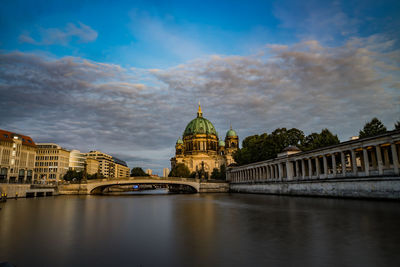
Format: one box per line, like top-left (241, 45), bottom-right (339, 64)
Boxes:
top-left (395, 120), bottom-right (400, 130)
top-left (234, 127), bottom-right (340, 166)
top-left (233, 128), bottom-right (306, 165)
top-left (359, 118), bottom-right (387, 139)
top-left (87, 172), bottom-right (104, 180)
top-left (211, 168), bottom-right (220, 179)
top-left (63, 170), bottom-right (83, 181)
top-left (169, 163), bottom-right (191, 178)
top-left (210, 164), bottom-right (226, 180)
top-left (301, 129), bottom-right (340, 151)
top-left (130, 167), bottom-right (149, 177)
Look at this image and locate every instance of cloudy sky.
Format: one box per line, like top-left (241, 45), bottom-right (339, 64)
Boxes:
top-left (0, 0), bottom-right (399, 174)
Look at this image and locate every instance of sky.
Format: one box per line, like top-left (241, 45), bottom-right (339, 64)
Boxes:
top-left (0, 0), bottom-right (399, 175)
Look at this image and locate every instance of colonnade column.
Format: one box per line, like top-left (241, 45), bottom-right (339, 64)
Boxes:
top-left (286, 161), bottom-right (293, 180)
top-left (363, 148), bottom-right (370, 176)
top-left (351, 149), bottom-right (357, 176)
top-left (308, 158), bottom-right (312, 178)
top-left (322, 155), bottom-right (328, 178)
top-left (301, 159), bottom-right (306, 179)
top-left (376, 145), bottom-right (383, 175)
top-left (278, 164), bottom-right (283, 180)
top-left (332, 154), bottom-right (337, 177)
top-left (340, 152), bottom-right (346, 176)
top-left (295, 160), bottom-right (299, 178)
top-left (391, 143), bottom-right (399, 175)
top-left (315, 157), bottom-right (320, 178)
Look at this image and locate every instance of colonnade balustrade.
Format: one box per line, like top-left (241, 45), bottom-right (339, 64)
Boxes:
top-left (227, 131), bottom-right (400, 183)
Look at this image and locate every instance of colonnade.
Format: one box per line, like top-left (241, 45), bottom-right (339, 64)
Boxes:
top-left (227, 132), bottom-right (400, 183)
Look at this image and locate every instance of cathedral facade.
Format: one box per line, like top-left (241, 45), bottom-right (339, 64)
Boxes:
top-left (170, 104), bottom-right (239, 179)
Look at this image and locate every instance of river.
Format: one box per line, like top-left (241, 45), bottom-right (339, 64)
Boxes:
top-left (0, 192), bottom-right (399, 266)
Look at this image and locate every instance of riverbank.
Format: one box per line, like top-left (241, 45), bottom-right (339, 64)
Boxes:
top-left (230, 176), bottom-right (400, 200)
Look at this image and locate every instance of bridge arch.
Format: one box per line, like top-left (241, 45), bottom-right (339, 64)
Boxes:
top-left (87, 178), bottom-right (200, 194)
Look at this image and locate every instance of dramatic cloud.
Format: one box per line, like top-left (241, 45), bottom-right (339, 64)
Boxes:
top-left (0, 36), bottom-right (399, 174)
top-left (19, 22), bottom-right (98, 45)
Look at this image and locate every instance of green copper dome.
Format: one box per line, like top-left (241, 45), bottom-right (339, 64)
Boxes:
top-left (176, 138), bottom-right (183, 144)
top-left (226, 128), bottom-right (237, 137)
top-left (218, 140), bottom-right (225, 147)
top-left (183, 104), bottom-right (217, 137)
top-left (183, 117), bottom-right (217, 136)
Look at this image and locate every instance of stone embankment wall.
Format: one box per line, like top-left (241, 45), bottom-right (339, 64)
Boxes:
top-left (230, 177), bottom-right (400, 199)
top-left (58, 184), bottom-right (88, 195)
top-left (0, 184), bottom-right (56, 198)
top-left (0, 184), bottom-right (31, 198)
top-left (199, 182), bottom-right (229, 193)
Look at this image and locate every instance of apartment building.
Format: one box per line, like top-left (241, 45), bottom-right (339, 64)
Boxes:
top-left (35, 143), bottom-right (70, 182)
top-left (0, 129), bottom-right (36, 183)
top-left (69, 150), bottom-right (86, 172)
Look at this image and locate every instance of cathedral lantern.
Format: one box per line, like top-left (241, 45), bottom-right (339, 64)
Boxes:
top-left (225, 125), bottom-right (239, 152)
top-left (175, 138), bottom-right (184, 156)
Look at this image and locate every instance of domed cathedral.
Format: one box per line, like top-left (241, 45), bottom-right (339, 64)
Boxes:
top-left (171, 104), bottom-right (239, 179)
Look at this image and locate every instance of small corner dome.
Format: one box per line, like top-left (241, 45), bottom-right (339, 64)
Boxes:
top-left (218, 140), bottom-right (225, 147)
top-left (226, 129), bottom-right (237, 138)
top-left (282, 145), bottom-right (301, 152)
top-left (176, 138), bottom-right (183, 145)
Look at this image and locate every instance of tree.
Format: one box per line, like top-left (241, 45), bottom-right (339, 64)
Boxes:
top-left (87, 172), bottom-right (104, 180)
top-left (359, 118), bottom-right (387, 139)
top-left (233, 128), bottom-right (305, 165)
top-left (130, 167), bottom-right (149, 177)
top-left (301, 129), bottom-right (340, 151)
top-left (211, 168), bottom-right (220, 179)
top-left (233, 127), bottom-right (340, 166)
top-left (219, 164), bottom-right (226, 180)
top-left (395, 120), bottom-right (400, 130)
top-left (63, 170), bottom-right (83, 181)
top-left (169, 163), bottom-right (191, 178)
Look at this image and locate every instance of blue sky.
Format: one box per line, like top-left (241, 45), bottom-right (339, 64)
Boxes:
top-left (3, 0), bottom-right (398, 67)
top-left (1, 0), bottom-right (399, 174)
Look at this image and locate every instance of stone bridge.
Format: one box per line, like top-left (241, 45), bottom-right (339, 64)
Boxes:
top-left (79, 177), bottom-right (229, 194)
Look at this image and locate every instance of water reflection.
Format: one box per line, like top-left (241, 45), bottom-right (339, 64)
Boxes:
top-left (0, 194), bottom-right (399, 266)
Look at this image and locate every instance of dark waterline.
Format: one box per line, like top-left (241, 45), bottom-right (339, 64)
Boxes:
top-left (0, 193), bottom-right (399, 267)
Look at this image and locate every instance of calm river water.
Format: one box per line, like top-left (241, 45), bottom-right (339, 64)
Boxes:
top-left (1, 192), bottom-right (399, 267)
